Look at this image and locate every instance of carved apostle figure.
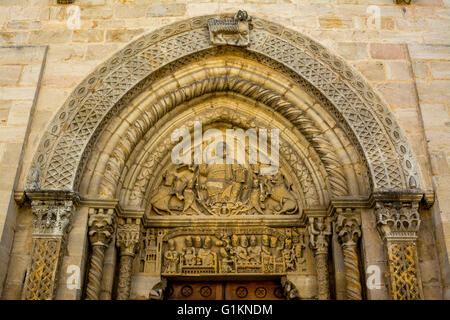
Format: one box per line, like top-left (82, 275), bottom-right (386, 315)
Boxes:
top-left (292, 232), bottom-right (306, 270)
top-left (194, 236), bottom-right (203, 265)
top-left (219, 235), bottom-right (235, 273)
top-left (261, 234), bottom-right (272, 267)
top-left (282, 239), bottom-right (296, 272)
top-left (182, 236), bottom-right (196, 266)
top-left (197, 236), bottom-right (215, 266)
top-left (164, 239), bottom-right (179, 274)
top-left (247, 235), bottom-right (261, 264)
top-left (236, 235), bottom-right (250, 264)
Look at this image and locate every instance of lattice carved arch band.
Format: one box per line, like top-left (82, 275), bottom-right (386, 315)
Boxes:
top-left (26, 14), bottom-right (422, 193)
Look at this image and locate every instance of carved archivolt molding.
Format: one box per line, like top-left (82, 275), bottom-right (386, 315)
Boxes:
top-left (27, 14), bottom-right (421, 194)
top-left (115, 101), bottom-right (327, 210)
top-left (95, 75), bottom-right (349, 204)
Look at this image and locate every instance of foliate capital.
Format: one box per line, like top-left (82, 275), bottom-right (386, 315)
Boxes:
top-left (31, 199), bottom-right (73, 237)
top-left (308, 217), bottom-right (332, 254)
top-left (88, 208), bottom-right (116, 247)
top-left (376, 201), bottom-right (420, 241)
top-left (116, 219), bottom-right (141, 255)
top-left (334, 208), bottom-right (361, 247)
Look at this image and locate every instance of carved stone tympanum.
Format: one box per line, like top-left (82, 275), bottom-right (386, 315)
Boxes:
top-left (116, 219), bottom-right (141, 300)
top-left (85, 207), bottom-right (116, 300)
top-left (150, 164), bottom-right (300, 217)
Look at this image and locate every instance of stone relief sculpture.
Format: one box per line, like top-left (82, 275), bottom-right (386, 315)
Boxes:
top-left (163, 239), bottom-right (179, 274)
top-left (153, 227), bottom-right (308, 276)
top-left (208, 10), bottom-right (252, 46)
top-left (149, 164), bottom-right (301, 216)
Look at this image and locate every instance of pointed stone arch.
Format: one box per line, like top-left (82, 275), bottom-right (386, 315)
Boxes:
top-left (26, 14), bottom-right (422, 195)
top-left (18, 13), bottom-right (433, 302)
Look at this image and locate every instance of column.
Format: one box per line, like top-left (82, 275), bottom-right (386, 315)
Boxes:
top-left (308, 216), bottom-right (332, 300)
top-left (334, 208), bottom-right (362, 300)
top-left (85, 207), bottom-right (116, 300)
top-left (375, 197), bottom-right (423, 300)
top-left (115, 218), bottom-right (141, 300)
top-left (22, 193), bottom-right (77, 300)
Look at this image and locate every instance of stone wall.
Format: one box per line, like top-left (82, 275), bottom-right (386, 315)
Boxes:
top-left (0, 45), bottom-right (46, 296)
top-left (0, 0), bottom-right (448, 299)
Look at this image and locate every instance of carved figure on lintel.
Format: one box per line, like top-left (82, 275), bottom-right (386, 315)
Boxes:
top-left (182, 236), bottom-right (196, 266)
top-left (218, 235), bottom-right (235, 273)
top-left (292, 231), bottom-right (307, 271)
top-left (283, 238), bottom-right (296, 272)
top-left (261, 234), bottom-right (273, 273)
top-left (197, 236), bottom-right (215, 266)
top-left (163, 239), bottom-right (179, 273)
top-left (236, 235), bottom-right (250, 264)
top-left (247, 235), bottom-right (261, 264)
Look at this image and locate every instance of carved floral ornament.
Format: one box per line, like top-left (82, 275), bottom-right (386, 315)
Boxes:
top-left (26, 12), bottom-right (422, 197)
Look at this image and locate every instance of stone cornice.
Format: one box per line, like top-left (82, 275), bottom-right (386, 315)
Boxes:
top-left (25, 190), bottom-right (80, 204)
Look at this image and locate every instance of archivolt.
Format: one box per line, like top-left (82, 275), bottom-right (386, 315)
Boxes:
top-left (27, 14), bottom-right (421, 193)
top-left (96, 75), bottom-right (349, 200)
top-left (121, 100), bottom-right (324, 208)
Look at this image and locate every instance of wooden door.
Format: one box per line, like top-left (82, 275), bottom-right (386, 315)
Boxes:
top-left (166, 281), bottom-right (285, 300)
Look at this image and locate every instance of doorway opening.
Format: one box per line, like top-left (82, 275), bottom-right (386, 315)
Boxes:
top-left (165, 280), bottom-right (286, 300)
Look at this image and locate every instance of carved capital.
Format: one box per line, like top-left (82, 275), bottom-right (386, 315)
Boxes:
top-left (307, 216), bottom-right (331, 300)
top-left (116, 219), bottom-right (141, 256)
top-left (31, 199), bottom-right (73, 237)
top-left (307, 217), bottom-right (331, 254)
top-left (374, 198), bottom-right (423, 300)
top-left (376, 201), bottom-right (420, 241)
top-left (334, 208), bottom-right (362, 300)
top-left (335, 208), bottom-right (361, 247)
top-left (88, 208), bottom-right (116, 247)
top-left (23, 192), bottom-right (78, 300)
